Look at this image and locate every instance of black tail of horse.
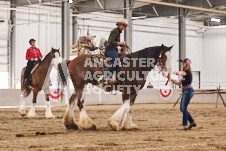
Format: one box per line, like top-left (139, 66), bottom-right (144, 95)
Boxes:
top-left (57, 60), bottom-right (70, 102)
top-left (57, 60), bottom-right (70, 85)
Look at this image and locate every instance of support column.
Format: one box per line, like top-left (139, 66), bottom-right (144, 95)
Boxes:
top-left (9, 0), bottom-right (16, 88)
top-left (178, 7), bottom-right (186, 71)
top-left (72, 9), bottom-right (78, 45)
top-left (124, 0), bottom-right (132, 50)
top-left (61, 1), bottom-right (70, 60)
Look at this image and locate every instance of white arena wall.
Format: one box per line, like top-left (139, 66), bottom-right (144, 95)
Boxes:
top-left (0, 89), bottom-right (223, 107)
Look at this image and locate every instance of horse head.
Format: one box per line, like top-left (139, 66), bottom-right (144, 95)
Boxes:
top-left (51, 47), bottom-right (60, 58)
top-left (157, 44), bottom-right (173, 78)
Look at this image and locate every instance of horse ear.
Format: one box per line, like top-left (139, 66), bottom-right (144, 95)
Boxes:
top-left (161, 44), bottom-right (164, 49)
top-left (51, 47), bottom-right (53, 51)
top-left (169, 45), bottom-right (174, 50)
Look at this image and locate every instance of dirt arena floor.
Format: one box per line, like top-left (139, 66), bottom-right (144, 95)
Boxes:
top-left (0, 103), bottom-right (225, 151)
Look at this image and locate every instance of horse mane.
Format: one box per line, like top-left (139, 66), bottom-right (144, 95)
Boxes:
top-left (39, 51), bottom-right (52, 65)
top-left (128, 46), bottom-right (163, 59)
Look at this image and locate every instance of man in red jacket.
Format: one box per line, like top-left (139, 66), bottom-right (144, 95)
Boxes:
top-left (23, 39), bottom-right (43, 83)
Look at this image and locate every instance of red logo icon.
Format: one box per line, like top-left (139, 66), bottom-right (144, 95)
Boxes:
top-left (159, 89), bottom-right (173, 100)
top-left (49, 89), bottom-right (62, 102)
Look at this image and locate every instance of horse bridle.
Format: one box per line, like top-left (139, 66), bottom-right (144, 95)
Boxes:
top-left (155, 51), bottom-right (167, 73)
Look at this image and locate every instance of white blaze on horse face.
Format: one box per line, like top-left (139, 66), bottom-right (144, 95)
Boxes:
top-left (163, 51), bottom-right (172, 77)
top-left (54, 51), bottom-right (60, 58)
top-left (52, 52), bottom-right (60, 68)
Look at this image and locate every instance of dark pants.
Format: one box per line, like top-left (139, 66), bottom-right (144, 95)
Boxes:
top-left (24, 60), bottom-right (41, 81)
top-left (180, 87), bottom-right (195, 126)
top-left (105, 46), bottom-right (119, 78)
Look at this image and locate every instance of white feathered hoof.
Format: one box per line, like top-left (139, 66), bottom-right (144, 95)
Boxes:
top-left (122, 123), bottom-right (138, 130)
top-left (27, 111), bottom-right (38, 118)
top-left (79, 117), bottom-right (97, 130)
top-left (108, 119), bottom-right (120, 131)
top-left (121, 112), bottom-right (138, 130)
top-left (79, 109), bottom-right (96, 130)
top-left (45, 113), bottom-right (55, 119)
top-left (18, 108), bottom-right (26, 117)
top-left (45, 106), bottom-right (55, 119)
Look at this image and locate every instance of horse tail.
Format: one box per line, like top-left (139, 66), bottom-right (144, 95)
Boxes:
top-left (57, 60), bottom-right (70, 102)
top-left (23, 82), bottom-right (32, 97)
top-left (21, 68), bottom-right (32, 97)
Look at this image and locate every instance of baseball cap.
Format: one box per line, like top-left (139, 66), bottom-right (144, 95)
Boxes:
top-left (179, 58), bottom-right (191, 64)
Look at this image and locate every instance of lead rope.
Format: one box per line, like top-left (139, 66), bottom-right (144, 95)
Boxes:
top-left (102, 59), bottom-right (104, 87)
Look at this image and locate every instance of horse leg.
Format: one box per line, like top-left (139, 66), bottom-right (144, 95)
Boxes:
top-left (78, 89), bottom-right (96, 130)
top-left (122, 93), bottom-right (138, 130)
top-left (108, 93), bottom-right (130, 131)
top-left (63, 92), bottom-right (78, 130)
top-left (19, 91), bottom-right (26, 116)
top-left (44, 89), bottom-right (55, 119)
top-left (27, 89), bottom-right (39, 118)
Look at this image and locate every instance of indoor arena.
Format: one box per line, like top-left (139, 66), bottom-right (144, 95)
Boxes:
top-left (0, 0), bottom-right (226, 150)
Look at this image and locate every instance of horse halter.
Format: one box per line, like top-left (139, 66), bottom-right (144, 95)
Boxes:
top-left (156, 51), bottom-right (167, 73)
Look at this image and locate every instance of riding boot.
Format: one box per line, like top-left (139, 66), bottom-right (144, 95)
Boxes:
top-left (98, 75), bottom-right (110, 85)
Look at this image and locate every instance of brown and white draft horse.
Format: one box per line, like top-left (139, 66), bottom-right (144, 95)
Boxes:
top-left (58, 44), bottom-right (173, 131)
top-left (19, 48), bottom-right (60, 118)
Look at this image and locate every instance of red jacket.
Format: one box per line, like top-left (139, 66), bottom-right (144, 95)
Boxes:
top-left (26, 47), bottom-right (43, 61)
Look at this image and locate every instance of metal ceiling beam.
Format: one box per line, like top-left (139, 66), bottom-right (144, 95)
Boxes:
top-left (133, 0), bottom-right (226, 15)
top-left (14, 0), bottom-right (64, 6)
top-left (73, 0), bottom-right (149, 14)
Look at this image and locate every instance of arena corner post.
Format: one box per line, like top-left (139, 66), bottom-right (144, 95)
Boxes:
top-left (61, 1), bottom-right (70, 60)
top-left (9, 0), bottom-right (16, 88)
top-left (124, 0), bottom-right (133, 50)
top-left (178, 1), bottom-right (187, 71)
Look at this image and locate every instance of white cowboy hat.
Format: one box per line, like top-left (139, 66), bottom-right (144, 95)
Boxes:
top-left (116, 18), bottom-right (129, 26)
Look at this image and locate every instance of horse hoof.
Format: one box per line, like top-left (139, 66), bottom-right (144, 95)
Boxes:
top-left (27, 113), bottom-right (38, 118)
top-left (20, 112), bottom-right (26, 117)
top-left (27, 114), bottom-right (38, 118)
top-left (64, 117), bottom-right (79, 130)
top-left (19, 109), bottom-right (26, 116)
top-left (65, 123), bottom-right (79, 130)
top-left (108, 120), bottom-right (120, 131)
top-left (122, 124), bottom-right (138, 130)
top-left (45, 114), bottom-right (55, 119)
top-left (80, 123), bottom-right (97, 130)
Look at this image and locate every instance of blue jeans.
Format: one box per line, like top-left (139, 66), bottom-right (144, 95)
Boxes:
top-left (105, 46), bottom-right (119, 78)
top-left (180, 87), bottom-right (195, 126)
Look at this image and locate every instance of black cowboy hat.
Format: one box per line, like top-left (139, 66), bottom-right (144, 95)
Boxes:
top-left (29, 39), bottom-right (36, 44)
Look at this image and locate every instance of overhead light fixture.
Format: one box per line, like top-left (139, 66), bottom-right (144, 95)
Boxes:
top-left (211, 18), bottom-right (221, 22)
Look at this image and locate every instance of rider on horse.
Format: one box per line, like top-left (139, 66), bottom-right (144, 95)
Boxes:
top-left (100, 18), bottom-right (128, 84)
top-left (23, 39), bottom-right (43, 83)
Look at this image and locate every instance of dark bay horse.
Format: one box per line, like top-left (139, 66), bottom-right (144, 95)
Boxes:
top-left (19, 48), bottom-right (60, 118)
top-left (58, 44), bottom-right (173, 130)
